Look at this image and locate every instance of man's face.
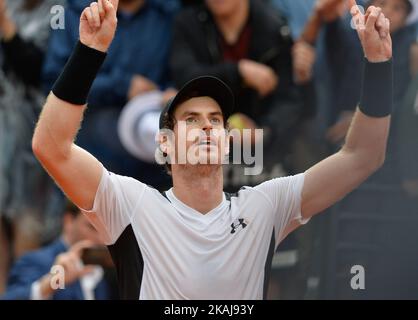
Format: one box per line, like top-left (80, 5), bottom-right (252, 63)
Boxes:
top-left (205, 0), bottom-right (244, 17)
top-left (164, 96), bottom-right (229, 168)
top-left (372, 0), bottom-right (410, 33)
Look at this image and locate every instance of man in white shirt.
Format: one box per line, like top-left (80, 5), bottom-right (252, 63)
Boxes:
top-left (32, 0), bottom-right (393, 299)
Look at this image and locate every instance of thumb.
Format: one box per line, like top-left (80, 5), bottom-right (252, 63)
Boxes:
top-left (365, 7), bottom-right (382, 33)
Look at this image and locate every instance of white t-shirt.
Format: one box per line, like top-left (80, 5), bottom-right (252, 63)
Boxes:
top-left (83, 167), bottom-right (309, 300)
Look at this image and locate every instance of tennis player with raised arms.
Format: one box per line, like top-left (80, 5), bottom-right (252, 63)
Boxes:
top-left (32, 0), bottom-right (393, 299)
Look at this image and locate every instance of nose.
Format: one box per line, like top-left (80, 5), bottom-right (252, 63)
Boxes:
top-left (201, 117), bottom-right (213, 132)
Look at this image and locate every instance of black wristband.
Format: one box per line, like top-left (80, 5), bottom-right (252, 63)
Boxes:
top-left (359, 58), bottom-right (393, 118)
top-left (51, 41), bottom-right (107, 105)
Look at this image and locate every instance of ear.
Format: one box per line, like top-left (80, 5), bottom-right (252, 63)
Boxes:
top-left (158, 133), bottom-right (168, 154)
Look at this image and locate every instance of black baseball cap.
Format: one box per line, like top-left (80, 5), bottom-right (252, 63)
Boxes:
top-left (159, 76), bottom-right (234, 129)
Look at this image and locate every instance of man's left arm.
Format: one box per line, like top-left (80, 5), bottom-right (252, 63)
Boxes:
top-left (300, 2), bottom-right (393, 220)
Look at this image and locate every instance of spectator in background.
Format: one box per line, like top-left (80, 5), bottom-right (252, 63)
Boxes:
top-left (0, 0), bottom-right (65, 294)
top-left (170, 0), bottom-right (315, 174)
top-left (296, 0), bottom-right (417, 147)
top-left (42, 0), bottom-right (180, 189)
top-left (1, 201), bottom-right (112, 300)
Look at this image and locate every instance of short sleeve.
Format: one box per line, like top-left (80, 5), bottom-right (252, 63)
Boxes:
top-left (253, 173), bottom-right (308, 246)
top-left (81, 167), bottom-right (147, 245)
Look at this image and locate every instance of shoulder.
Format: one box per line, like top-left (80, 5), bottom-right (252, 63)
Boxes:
top-left (104, 170), bottom-right (144, 186)
top-left (253, 173), bottom-right (305, 200)
top-left (227, 184), bottom-right (273, 208)
top-left (100, 170), bottom-right (149, 202)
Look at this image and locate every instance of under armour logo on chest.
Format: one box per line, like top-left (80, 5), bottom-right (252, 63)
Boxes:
top-left (230, 218), bottom-right (248, 234)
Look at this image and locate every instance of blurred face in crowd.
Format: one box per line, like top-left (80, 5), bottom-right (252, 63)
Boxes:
top-left (63, 211), bottom-right (102, 246)
top-left (163, 97), bottom-right (228, 171)
top-left (371, 0), bottom-right (411, 33)
top-left (205, 0), bottom-right (247, 18)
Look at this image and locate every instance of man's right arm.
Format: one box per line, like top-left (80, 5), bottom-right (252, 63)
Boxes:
top-left (32, 0), bottom-right (119, 210)
top-left (32, 95), bottom-right (103, 210)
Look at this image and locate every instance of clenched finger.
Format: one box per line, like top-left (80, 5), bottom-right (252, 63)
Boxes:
top-left (82, 7), bottom-right (95, 30)
top-left (365, 6), bottom-right (382, 34)
top-left (376, 12), bottom-right (388, 38)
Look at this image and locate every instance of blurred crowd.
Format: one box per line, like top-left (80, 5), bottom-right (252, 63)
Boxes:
top-left (1, 0), bottom-right (418, 300)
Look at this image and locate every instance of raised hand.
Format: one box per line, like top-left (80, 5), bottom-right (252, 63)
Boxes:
top-left (350, 0), bottom-right (392, 63)
top-left (80, 0), bottom-right (118, 52)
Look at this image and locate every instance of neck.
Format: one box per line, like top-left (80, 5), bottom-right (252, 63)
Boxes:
top-left (214, 0), bottom-right (250, 44)
top-left (171, 165), bottom-right (224, 214)
top-left (119, 0), bottom-right (145, 14)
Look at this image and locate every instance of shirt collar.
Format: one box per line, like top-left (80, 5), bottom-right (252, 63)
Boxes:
top-left (165, 189), bottom-right (228, 224)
